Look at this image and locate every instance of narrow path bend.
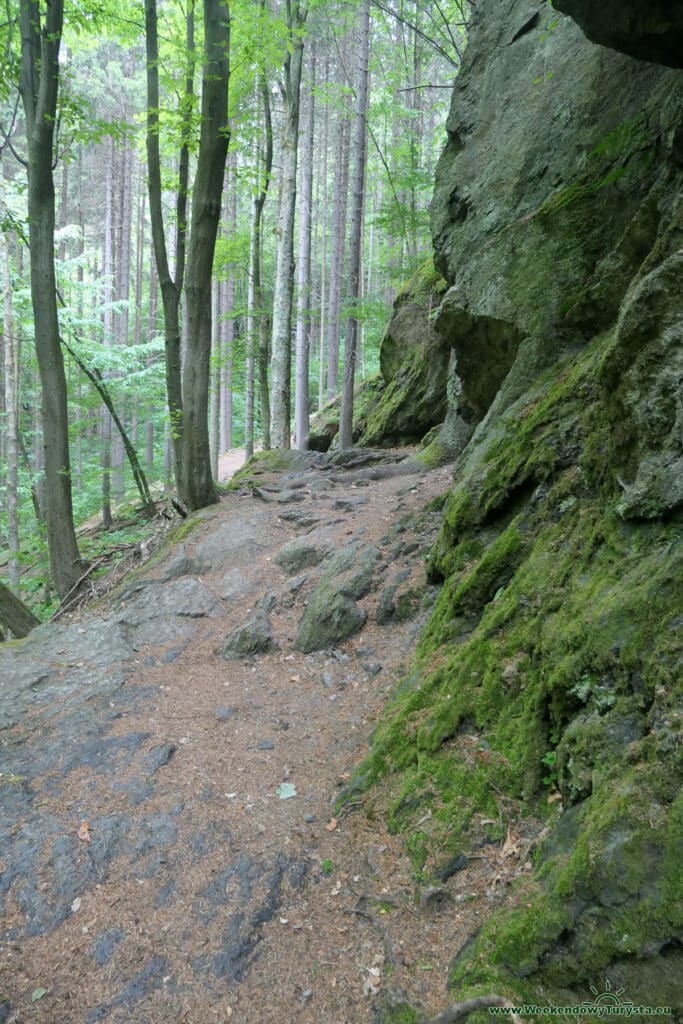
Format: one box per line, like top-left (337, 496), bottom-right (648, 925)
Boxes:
top-left (0, 452), bottom-right (483, 1024)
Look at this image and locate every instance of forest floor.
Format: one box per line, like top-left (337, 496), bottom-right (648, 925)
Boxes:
top-left (0, 449), bottom-right (521, 1024)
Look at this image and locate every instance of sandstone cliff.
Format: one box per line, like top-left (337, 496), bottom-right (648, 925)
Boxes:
top-left (355, 0), bottom-right (683, 1013)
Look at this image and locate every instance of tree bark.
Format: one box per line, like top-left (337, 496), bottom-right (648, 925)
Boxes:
top-left (101, 134), bottom-right (115, 528)
top-left (256, 72), bottom-right (273, 451)
top-left (18, 0), bottom-right (84, 599)
top-left (339, 0), bottom-right (371, 449)
top-left (326, 99), bottom-right (351, 399)
top-left (210, 277), bottom-right (220, 477)
top-left (294, 45), bottom-right (316, 451)
top-left (0, 187), bottom-right (20, 588)
top-left (269, 0), bottom-right (306, 450)
top-left (0, 580), bottom-right (39, 639)
top-left (178, 0), bottom-right (230, 510)
top-left (145, 0), bottom-right (195, 486)
top-left (112, 136), bottom-right (134, 497)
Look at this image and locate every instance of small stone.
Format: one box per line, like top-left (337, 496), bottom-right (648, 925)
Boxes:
top-left (215, 707), bottom-right (235, 721)
top-left (304, 814), bottom-right (317, 824)
top-left (221, 611), bottom-right (276, 660)
top-left (361, 661), bottom-right (382, 677)
top-left (257, 739), bottom-right (274, 751)
top-left (322, 671), bottom-right (335, 689)
top-left (288, 574), bottom-right (308, 593)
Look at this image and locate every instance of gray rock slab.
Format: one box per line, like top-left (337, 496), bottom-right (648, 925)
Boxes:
top-left (221, 611), bottom-right (276, 660)
top-left (275, 537), bottom-right (333, 574)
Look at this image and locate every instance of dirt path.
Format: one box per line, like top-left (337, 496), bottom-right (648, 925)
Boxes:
top-left (217, 449), bottom-right (248, 484)
top-left (0, 452), bottom-right (498, 1024)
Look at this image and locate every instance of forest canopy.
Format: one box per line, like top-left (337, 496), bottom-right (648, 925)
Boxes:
top-left (0, 0), bottom-right (471, 618)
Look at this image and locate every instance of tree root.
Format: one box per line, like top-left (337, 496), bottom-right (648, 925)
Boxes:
top-left (429, 995), bottom-right (522, 1024)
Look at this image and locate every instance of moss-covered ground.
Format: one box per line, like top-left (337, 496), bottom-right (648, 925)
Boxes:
top-left (342, 335), bottom-right (683, 1008)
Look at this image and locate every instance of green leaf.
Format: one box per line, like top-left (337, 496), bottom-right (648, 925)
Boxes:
top-left (276, 782), bottom-right (297, 800)
top-left (32, 988), bottom-right (47, 1002)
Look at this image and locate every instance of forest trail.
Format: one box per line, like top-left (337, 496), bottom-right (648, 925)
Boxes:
top-left (217, 449), bottom-right (248, 485)
top-left (0, 452), bottom-right (504, 1024)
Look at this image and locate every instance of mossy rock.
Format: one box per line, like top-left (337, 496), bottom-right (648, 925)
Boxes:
top-left (343, 319), bottom-right (683, 1005)
top-left (226, 449), bottom-right (317, 490)
top-left (308, 375), bottom-right (386, 453)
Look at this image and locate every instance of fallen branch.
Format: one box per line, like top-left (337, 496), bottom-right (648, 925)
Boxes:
top-left (429, 995), bottom-right (523, 1024)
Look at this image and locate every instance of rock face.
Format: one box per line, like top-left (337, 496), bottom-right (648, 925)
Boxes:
top-left (554, 1), bottom-right (683, 68)
top-left (359, 262), bottom-right (450, 448)
top-left (308, 376), bottom-right (386, 452)
top-left (354, 0), bottom-right (683, 1011)
top-left (309, 262), bottom-right (451, 452)
top-left (294, 542), bottom-right (378, 653)
top-left (430, 0), bottom-right (683, 425)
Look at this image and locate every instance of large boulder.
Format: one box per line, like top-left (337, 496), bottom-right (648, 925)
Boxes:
top-left (308, 375), bottom-right (386, 452)
top-left (430, 0), bottom-right (683, 424)
top-left (554, 1), bottom-right (683, 68)
top-left (294, 542), bottom-right (378, 653)
top-left (359, 261), bottom-right (450, 447)
top-left (351, 0), bottom-right (683, 1012)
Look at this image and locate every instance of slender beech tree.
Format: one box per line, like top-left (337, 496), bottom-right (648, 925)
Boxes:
top-left (269, 0), bottom-right (306, 450)
top-left (101, 133), bottom-right (114, 528)
top-left (145, 0), bottom-right (195, 485)
top-left (294, 44), bottom-right (316, 451)
top-left (18, 0), bottom-right (84, 599)
top-left (339, 0), bottom-right (371, 448)
top-left (178, 0), bottom-right (230, 509)
top-left (326, 98), bottom-right (350, 399)
top-left (245, 63), bottom-right (274, 458)
top-left (256, 72), bottom-right (274, 450)
top-left (0, 207), bottom-right (19, 588)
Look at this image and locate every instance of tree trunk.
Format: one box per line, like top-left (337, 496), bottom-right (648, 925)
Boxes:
top-left (294, 44), bottom-right (315, 451)
top-left (326, 99), bottom-right (351, 399)
top-left (0, 206), bottom-right (20, 588)
top-left (112, 137), bottom-right (134, 497)
top-left (269, 0), bottom-right (306, 450)
top-left (0, 580), bottom-right (39, 639)
top-left (317, 56), bottom-right (330, 412)
top-left (210, 278), bottom-right (220, 477)
top-left (19, 0), bottom-right (84, 599)
top-left (178, 0), bottom-right (230, 510)
top-left (219, 160), bottom-right (236, 456)
top-left (339, 0), bottom-right (371, 449)
top-left (256, 71), bottom-right (273, 451)
top-left (101, 134), bottom-right (115, 528)
top-left (146, 256), bottom-right (158, 473)
top-left (145, 0), bottom-right (195, 487)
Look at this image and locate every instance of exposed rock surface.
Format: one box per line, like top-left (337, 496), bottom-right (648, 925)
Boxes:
top-left (221, 611), bottom-right (276, 659)
top-left (352, 0), bottom-right (683, 1014)
top-left (294, 542), bottom-right (379, 653)
top-left (359, 262), bottom-right (450, 448)
top-left (431, 0), bottom-right (683, 424)
top-left (275, 537), bottom-right (333, 575)
top-left (554, 0), bottom-right (683, 68)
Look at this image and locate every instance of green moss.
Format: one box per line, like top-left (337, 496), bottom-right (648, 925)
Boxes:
top-left (342, 315), bottom-right (683, 1005)
top-left (226, 450), bottom-right (294, 489)
top-left (395, 257), bottom-right (447, 305)
top-left (375, 1003), bottom-right (420, 1024)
